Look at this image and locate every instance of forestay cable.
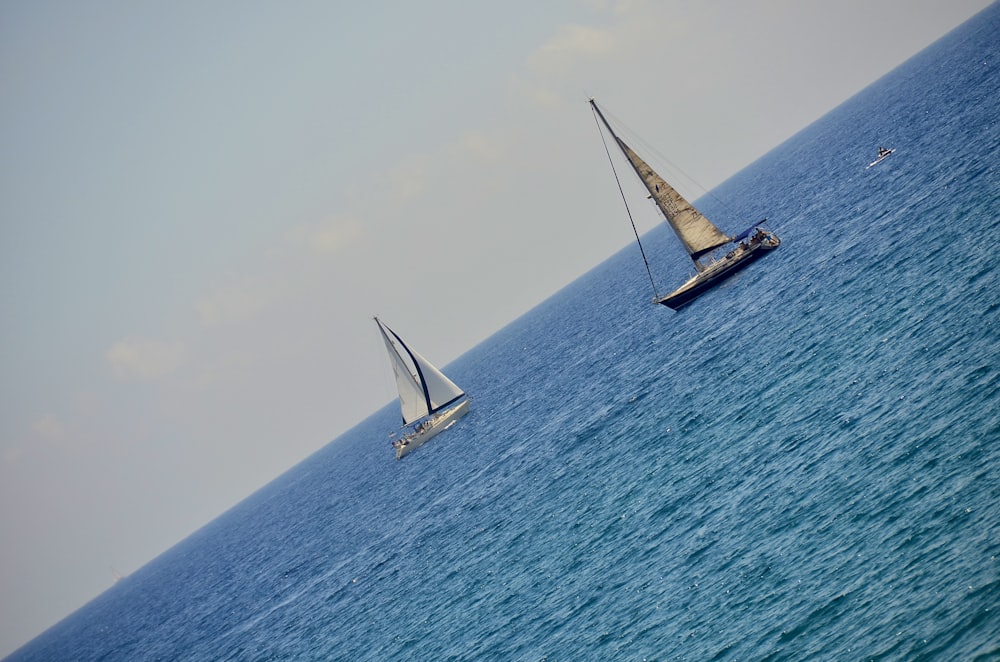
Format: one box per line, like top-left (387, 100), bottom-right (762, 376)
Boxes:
top-left (592, 105), bottom-right (659, 299)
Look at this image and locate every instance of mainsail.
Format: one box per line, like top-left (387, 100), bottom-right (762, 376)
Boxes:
top-left (590, 100), bottom-right (732, 261)
top-left (375, 318), bottom-right (465, 425)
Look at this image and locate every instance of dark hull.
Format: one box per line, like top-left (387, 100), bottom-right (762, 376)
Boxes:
top-left (656, 241), bottom-right (778, 310)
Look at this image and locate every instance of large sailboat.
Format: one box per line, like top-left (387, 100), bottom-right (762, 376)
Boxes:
top-left (375, 317), bottom-right (470, 459)
top-left (590, 99), bottom-right (780, 310)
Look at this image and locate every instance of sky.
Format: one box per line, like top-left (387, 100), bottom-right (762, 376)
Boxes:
top-left (1, 0), bottom-right (994, 655)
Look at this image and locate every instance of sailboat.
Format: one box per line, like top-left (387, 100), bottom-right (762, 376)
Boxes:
top-left (590, 99), bottom-right (780, 310)
top-left (375, 317), bottom-right (470, 459)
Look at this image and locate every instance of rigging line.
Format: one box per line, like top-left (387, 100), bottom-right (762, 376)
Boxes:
top-left (600, 105), bottom-right (736, 222)
top-left (592, 105), bottom-right (660, 299)
top-left (602, 106), bottom-right (706, 193)
top-left (372, 316), bottom-right (397, 411)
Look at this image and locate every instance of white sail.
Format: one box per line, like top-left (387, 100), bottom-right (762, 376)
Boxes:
top-left (408, 346), bottom-right (465, 411)
top-left (590, 100), bottom-right (732, 261)
top-left (376, 318), bottom-right (465, 425)
top-left (377, 321), bottom-right (428, 424)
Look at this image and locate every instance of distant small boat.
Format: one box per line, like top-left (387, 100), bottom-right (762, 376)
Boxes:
top-left (589, 99), bottom-right (780, 310)
top-left (866, 146), bottom-right (895, 169)
top-left (375, 317), bottom-right (470, 459)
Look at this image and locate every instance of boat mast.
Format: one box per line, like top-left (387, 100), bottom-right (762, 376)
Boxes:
top-left (590, 99), bottom-right (660, 298)
top-left (590, 99), bottom-right (732, 268)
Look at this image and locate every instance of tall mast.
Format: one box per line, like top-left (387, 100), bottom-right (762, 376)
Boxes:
top-left (589, 99), bottom-right (732, 263)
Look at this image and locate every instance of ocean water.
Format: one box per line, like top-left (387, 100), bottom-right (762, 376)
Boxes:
top-left (10, 6), bottom-right (1000, 661)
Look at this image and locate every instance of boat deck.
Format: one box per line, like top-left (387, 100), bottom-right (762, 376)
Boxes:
top-left (657, 232), bottom-right (780, 309)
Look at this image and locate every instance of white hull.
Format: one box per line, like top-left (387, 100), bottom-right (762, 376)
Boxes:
top-left (866, 149), bottom-right (895, 169)
top-left (394, 398), bottom-right (470, 459)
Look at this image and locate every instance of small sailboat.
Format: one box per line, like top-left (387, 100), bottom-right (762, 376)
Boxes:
top-left (375, 317), bottom-right (470, 459)
top-left (590, 99), bottom-right (780, 310)
top-left (865, 146), bottom-right (895, 169)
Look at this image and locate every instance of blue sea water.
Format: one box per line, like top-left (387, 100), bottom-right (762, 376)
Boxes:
top-left (10, 6), bottom-right (1000, 661)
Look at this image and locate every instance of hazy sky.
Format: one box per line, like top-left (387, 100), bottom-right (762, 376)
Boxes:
top-left (1, 0), bottom-right (993, 655)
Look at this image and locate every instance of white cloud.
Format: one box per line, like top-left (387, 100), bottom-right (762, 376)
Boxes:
top-left (288, 216), bottom-right (364, 257)
top-left (31, 415), bottom-right (65, 442)
top-left (452, 130), bottom-right (507, 163)
top-left (529, 24), bottom-right (615, 75)
top-left (106, 339), bottom-right (186, 381)
top-left (388, 155), bottom-right (434, 202)
top-left (196, 284), bottom-right (276, 327)
top-left (1, 445), bottom-right (26, 465)
top-left (515, 1), bottom-right (697, 112)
